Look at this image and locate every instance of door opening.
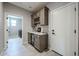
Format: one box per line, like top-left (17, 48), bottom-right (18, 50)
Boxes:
top-left (4, 15), bottom-right (23, 53)
top-left (7, 15), bottom-right (22, 39)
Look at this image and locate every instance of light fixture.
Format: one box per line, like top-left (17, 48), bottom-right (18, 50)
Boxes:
top-left (29, 6), bottom-right (32, 8)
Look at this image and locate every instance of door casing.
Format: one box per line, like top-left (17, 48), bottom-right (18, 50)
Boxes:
top-left (4, 14), bottom-right (23, 50)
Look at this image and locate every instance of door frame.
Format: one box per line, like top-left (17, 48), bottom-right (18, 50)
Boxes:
top-left (4, 14), bottom-right (23, 50)
top-left (49, 2), bottom-right (78, 56)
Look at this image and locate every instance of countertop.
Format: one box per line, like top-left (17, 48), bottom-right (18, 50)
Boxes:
top-left (28, 32), bottom-right (47, 35)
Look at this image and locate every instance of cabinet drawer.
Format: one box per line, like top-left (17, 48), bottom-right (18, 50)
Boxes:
top-left (35, 35), bottom-right (40, 43)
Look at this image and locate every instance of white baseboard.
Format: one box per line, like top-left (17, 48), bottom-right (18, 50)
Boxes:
top-left (0, 46), bottom-right (7, 56)
top-left (0, 48), bottom-right (5, 56)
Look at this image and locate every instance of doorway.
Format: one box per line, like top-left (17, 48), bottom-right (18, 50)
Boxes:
top-left (4, 15), bottom-right (23, 50)
top-left (7, 15), bottom-right (22, 39)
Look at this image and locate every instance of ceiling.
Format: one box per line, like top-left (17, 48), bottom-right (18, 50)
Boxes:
top-left (9, 2), bottom-right (48, 13)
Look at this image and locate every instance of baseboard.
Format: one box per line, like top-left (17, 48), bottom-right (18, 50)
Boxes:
top-left (52, 50), bottom-right (63, 56)
top-left (0, 48), bottom-right (5, 56)
top-left (23, 42), bottom-right (29, 47)
top-left (0, 51), bottom-right (4, 56)
top-left (23, 42), bottom-right (27, 45)
top-left (0, 46), bottom-right (8, 56)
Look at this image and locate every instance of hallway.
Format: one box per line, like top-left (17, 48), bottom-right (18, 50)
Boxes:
top-left (3, 38), bottom-right (59, 56)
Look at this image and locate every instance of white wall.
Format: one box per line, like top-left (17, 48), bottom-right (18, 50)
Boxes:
top-left (0, 2), bottom-right (4, 54)
top-left (4, 3), bottom-right (32, 45)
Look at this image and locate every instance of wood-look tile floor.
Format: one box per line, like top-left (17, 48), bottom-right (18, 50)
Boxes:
top-left (2, 38), bottom-right (59, 56)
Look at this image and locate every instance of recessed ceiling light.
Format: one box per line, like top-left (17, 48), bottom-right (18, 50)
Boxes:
top-left (29, 6), bottom-right (32, 8)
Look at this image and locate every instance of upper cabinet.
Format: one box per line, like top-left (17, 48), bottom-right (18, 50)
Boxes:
top-left (40, 7), bottom-right (49, 26)
top-left (36, 11), bottom-right (40, 17)
top-left (31, 6), bottom-right (49, 27)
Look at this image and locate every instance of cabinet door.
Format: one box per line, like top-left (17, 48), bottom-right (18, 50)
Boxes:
top-left (40, 8), bottom-right (45, 25)
top-left (32, 13), bottom-right (37, 19)
top-left (28, 33), bottom-right (32, 44)
top-left (34, 35), bottom-right (40, 50)
top-left (36, 12), bottom-right (40, 17)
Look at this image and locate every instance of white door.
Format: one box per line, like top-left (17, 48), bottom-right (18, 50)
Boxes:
top-left (50, 3), bottom-right (76, 56)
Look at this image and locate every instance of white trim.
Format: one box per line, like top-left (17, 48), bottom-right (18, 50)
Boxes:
top-left (0, 48), bottom-right (6, 56)
top-left (75, 3), bottom-right (79, 56)
top-left (0, 51), bottom-right (4, 56)
top-left (4, 14), bottom-right (23, 51)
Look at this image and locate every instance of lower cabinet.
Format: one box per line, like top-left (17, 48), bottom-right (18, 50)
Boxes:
top-left (28, 32), bottom-right (48, 52)
top-left (34, 34), bottom-right (48, 52)
top-left (34, 35), bottom-right (40, 50)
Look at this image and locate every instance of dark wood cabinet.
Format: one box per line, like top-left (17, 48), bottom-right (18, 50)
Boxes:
top-left (28, 32), bottom-right (48, 52)
top-left (40, 7), bottom-right (49, 25)
top-left (31, 7), bottom-right (49, 27)
top-left (28, 32), bottom-right (32, 44)
top-left (34, 34), bottom-right (48, 52)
